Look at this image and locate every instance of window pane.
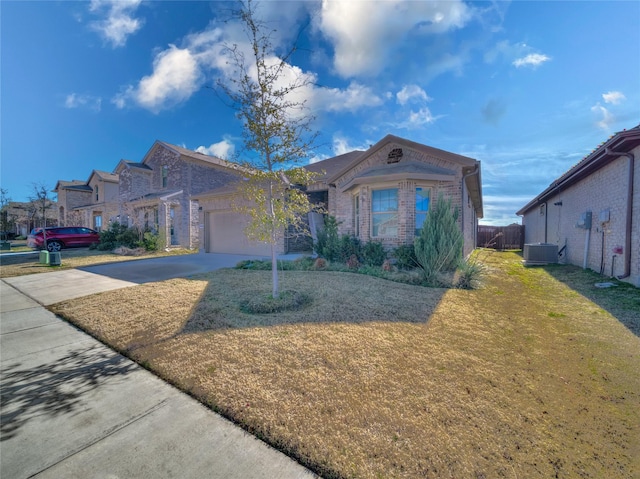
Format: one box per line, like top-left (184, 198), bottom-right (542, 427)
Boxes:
top-left (372, 189), bottom-right (398, 212)
top-left (372, 188), bottom-right (399, 237)
top-left (373, 213), bottom-right (398, 237)
top-left (415, 213), bottom-right (427, 236)
top-left (415, 188), bottom-right (430, 235)
top-left (416, 188), bottom-right (430, 211)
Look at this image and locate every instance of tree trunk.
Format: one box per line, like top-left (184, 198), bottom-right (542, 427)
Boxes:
top-left (267, 179), bottom-right (279, 298)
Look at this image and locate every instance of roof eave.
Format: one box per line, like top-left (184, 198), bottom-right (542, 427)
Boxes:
top-left (517, 126), bottom-right (640, 216)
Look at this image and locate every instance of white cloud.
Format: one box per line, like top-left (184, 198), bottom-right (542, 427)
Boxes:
top-left (396, 85), bottom-right (431, 106)
top-left (89, 0), bottom-right (143, 48)
top-left (332, 135), bottom-right (370, 156)
top-left (308, 153), bottom-right (329, 165)
top-left (318, 0), bottom-right (471, 77)
top-left (196, 138), bottom-right (235, 159)
top-left (405, 107), bottom-right (437, 128)
top-left (591, 103), bottom-right (615, 130)
top-left (114, 18), bottom-right (385, 115)
top-left (113, 45), bottom-right (202, 113)
top-left (602, 91), bottom-right (626, 105)
top-left (513, 53), bottom-right (551, 69)
top-left (312, 81), bottom-right (384, 112)
top-left (64, 93), bottom-right (102, 112)
top-left (484, 40), bottom-right (528, 64)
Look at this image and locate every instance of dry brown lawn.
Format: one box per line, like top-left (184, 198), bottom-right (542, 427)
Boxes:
top-left (49, 251), bottom-right (640, 479)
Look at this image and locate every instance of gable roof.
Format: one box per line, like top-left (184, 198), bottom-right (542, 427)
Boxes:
top-left (53, 180), bottom-right (92, 193)
top-left (327, 134), bottom-right (477, 184)
top-left (305, 151), bottom-right (364, 181)
top-left (151, 141), bottom-right (244, 171)
top-left (321, 134), bottom-right (482, 217)
top-left (87, 169), bottom-right (119, 184)
top-left (114, 159), bottom-right (153, 174)
top-left (517, 125), bottom-right (640, 216)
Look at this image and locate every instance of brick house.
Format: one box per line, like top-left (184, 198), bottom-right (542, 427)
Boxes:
top-left (53, 170), bottom-right (119, 231)
top-left (2, 200), bottom-right (57, 237)
top-left (306, 134), bottom-right (483, 257)
top-left (114, 141), bottom-right (244, 249)
top-left (194, 134), bottom-right (483, 256)
top-left (517, 125), bottom-right (640, 286)
top-left (52, 135), bottom-right (483, 256)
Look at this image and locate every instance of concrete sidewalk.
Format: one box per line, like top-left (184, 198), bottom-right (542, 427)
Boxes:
top-left (0, 276), bottom-right (316, 478)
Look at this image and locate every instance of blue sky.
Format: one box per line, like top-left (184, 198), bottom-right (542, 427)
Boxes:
top-left (1, 0), bottom-right (639, 225)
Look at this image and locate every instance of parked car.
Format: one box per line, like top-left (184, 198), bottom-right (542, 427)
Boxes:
top-left (27, 227), bottom-right (100, 252)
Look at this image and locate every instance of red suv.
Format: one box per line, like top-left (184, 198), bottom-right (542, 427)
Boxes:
top-left (27, 227), bottom-right (100, 252)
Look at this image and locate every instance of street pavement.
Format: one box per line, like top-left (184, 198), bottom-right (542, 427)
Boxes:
top-left (0, 253), bottom-right (316, 479)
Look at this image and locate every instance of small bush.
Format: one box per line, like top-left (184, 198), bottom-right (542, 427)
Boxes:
top-left (313, 257), bottom-right (327, 270)
top-left (362, 240), bottom-right (386, 266)
top-left (235, 259), bottom-right (271, 270)
top-left (239, 290), bottom-right (312, 314)
top-left (455, 257), bottom-right (486, 290)
top-left (142, 231), bottom-right (160, 251)
top-left (293, 256), bottom-right (316, 270)
top-left (414, 194), bottom-right (463, 286)
top-left (97, 223), bottom-right (160, 251)
top-left (338, 235), bottom-right (362, 263)
top-left (393, 244), bottom-right (418, 270)
top-left (346, 254), bottom-right (360, 269)
top-left (314, 215), bottom-right (340, 261)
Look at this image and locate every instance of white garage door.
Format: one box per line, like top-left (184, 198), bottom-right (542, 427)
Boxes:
top-left (207, 212), bottom-right (272, 255)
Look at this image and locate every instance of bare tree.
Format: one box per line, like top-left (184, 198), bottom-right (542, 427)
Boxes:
top-left (30, 183), bottom-right (53, 249)
top-left (0, 188), bottom-right (11, 241)
top-left (217, 0), bottom-right (319, 298)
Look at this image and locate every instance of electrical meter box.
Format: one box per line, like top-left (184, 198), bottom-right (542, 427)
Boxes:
top-left (599, 209), bottom-right (610, 223)
top-left (576, 211), bottom-right (592, 229)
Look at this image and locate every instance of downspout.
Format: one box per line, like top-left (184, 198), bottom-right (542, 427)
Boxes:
top-left (544, 202), bottom-right (548, 243)
top-left (461, 163), bottom-right (480, 249)
top-left (605, 148), bottom-right (634, 279)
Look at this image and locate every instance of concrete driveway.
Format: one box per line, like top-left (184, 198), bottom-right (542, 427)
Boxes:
top-left (0, 252), bottom-right (315, 479)
top-left (3, 252), bottom-right (300, 306)
top-left (79, 252), bottom-right (270, 283)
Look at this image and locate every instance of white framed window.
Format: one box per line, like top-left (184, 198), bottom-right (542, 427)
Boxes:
top-left (415, 187), bottom-right (430, 235)
top-left (162, 165), bottom-right (168, 188)
top-left (371, 188), bottom-right (398, 237)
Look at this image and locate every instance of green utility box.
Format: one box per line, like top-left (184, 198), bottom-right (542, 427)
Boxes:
top-left (49, 252), bottom-right (61, 266)
top-left (0, 241), bottom-right (10, 251)
top-left (39, 250), bottom-right (50, 264)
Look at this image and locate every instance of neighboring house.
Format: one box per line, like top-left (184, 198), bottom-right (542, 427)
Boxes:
top-left (517, 125), bottom-right (640, 286)
top-left (54, 170), bottom-right (119, 231)
top-left (306, 134), bottom-right (483, 258)
top-left (114, 141), bottom-right (245, 250)
top-left (1, 200), bottom-right (57, 236)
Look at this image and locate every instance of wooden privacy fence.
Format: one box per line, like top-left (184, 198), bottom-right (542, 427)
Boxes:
top-left (477, 224), bottom-right (525, 250)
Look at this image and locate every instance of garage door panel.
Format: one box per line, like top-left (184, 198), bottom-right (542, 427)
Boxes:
top-left (208, 212), bottom-right (272, 255)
